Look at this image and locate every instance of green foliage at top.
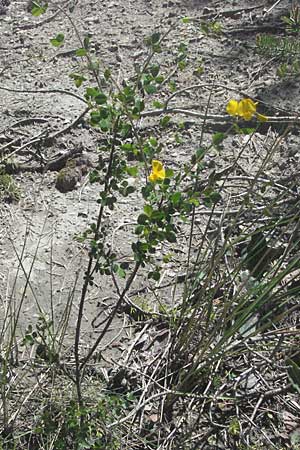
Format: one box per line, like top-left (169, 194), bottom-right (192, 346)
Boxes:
top-left (50, 33), bottom-right (65, 47)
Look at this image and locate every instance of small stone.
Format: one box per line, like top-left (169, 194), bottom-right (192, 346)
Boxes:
top-left (78, 212), bottom-right (88, 218)
top-left (108, 45), bottom-right (118, 52)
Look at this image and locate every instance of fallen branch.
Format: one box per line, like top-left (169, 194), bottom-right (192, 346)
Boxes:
top-left (4, 147), bottom-right (83, 174)
top-left (189, 3), bottom-right (266, 21)
top-left (14, 9), bottom-right (61, 30)
top-left (1, 107), bottom-right (90, 164)
top-left (142, 107), bottom-right (300, 126)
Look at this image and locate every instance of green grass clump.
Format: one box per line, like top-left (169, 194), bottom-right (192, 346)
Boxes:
top-left (0, 169), bottom-right (20, 202)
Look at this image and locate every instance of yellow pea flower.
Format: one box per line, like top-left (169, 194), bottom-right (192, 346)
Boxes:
top-left (226, 99), bottom-right (240, 117)
top-left (148, 160), bottom-right (166, 182)
top-left (237, 98), bottom-right (257, 120)
top-left (226, 98), bottom-right (268, 122)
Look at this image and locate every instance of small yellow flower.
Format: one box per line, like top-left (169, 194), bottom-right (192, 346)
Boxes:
top-left (226, 99), bottom-right (239, 117)
top-left (148, 160), bottom-right (166, 182)
top-left (237, 98), bottom-right (257, 120)
top-left (226, 98), bottom-right (268, 122)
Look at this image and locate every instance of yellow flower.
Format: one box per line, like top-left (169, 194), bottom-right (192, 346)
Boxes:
top-left (226, 98), bottom-right (268, 122)
top-left (237, 98), bottom-right (257, 120)
top-left (226, 99), bottom-right (240, 117)
top-left (148, 160), bottom-right (166, 182)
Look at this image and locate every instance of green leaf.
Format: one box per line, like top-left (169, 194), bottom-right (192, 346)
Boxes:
top-left (126, 166), bottom-right (138, 176)
top-left (90, 111), bottom-right (101, 125)
top-left (124, 185), bottom-right (135, 196)
top-left (165, 231), bottom-right (177, 243)
top-left (281, 16), bottom-right (290, 25)
top-left (178, 60), bottom-right (187, 71)
top-left (144, 84), bottom-right (157, 95)
top-left (152, 100), bottom-right (164, 109)
top-left (155, 75), bottom-right (164, 84)
top-left (89, 170), bottom-right (100, 183)
top-left (196, 148), bottom-right (205, 160)
top-left (83, 36), bottom-right (90, 50)
top-left (149, 64), bottom-right (160, 77)
top-left (99, 118), bottom-right (111, 131)
top-left (86, 87), bottom-right (99, 98)
top-left (194, 66), bottom-right (204, 77)
top-left (171, 192), bottom-right (182, 205)
top-left (113, 264), bottom-right (126, 279)
top-left (165, 168), bottom-right (174, 178)
top-left (95, 92), bottom-right (107, 105)
top-left (160, 115), bottom-right (171, 128)
top-left (85, 87), bottom-right (107, 104)
top-left (50, 33), bottom-right (65, 48)
top-left (149, 137), bottom-right (157, 147)
top-left (75, 48), bottom-right (87, 57)
top-left (104, 68), bottom-right (111, 80)
top-left (162, 253), bottom-right (173, 263)
top-left (182, 16), bottom-right (190, 23)
top-left (178, 43), bottom-right (188, 53)
top-left (153, 44), bottom-right (162, 53)
top-left (189, 197), bottom-right (200, 207)
top-left (145, 32), bottom-right (161, 47)
top-left (169, 80), bottom-right (177, 92)
top-left (137, 214), bottom-right (148, 225)
top-left (69, 73), bottom-right (86, 88)
top-left (148, 270), bottom-right (161, 281)
top-left (134, 98), bottom-right (145, 113)
top-left (209, 191), bottom-right (222, 203)
top-left (120, 123), bottom-right (132, 138)
top-left (239, 127), bottom-right (256, 135)
top-left (150, 33), bottom-right (161, 44)
top-left (143, 204), bottom-right (153, 217)
top-left (31, 3), bottom-right (48, 16)
top-left (203, 189), bottom-right (221, 207)
top-left (122, 143), bottom-right (134, 151)
top-left (174, 133), bottom-right (183, 144)
top-left (212, 132), bottom-right (225, 146)
top-left (135, 225), bottom-right (144, 235)
top-left (162, 177), bottom-right (171, 186)
top-left (151, 210), bottom-right (165, 221)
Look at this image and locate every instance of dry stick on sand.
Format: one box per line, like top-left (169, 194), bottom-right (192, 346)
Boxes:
top-left (142, 107), bottom-right (300, 126)
top-left (0, 84), bottom-right (88, 161)
top-left (0, 107), bottom-right (90, 164)
top-left (190, 3), bottom-right (266, 21)
top-left (13, 0), bottom-right (74, 31)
